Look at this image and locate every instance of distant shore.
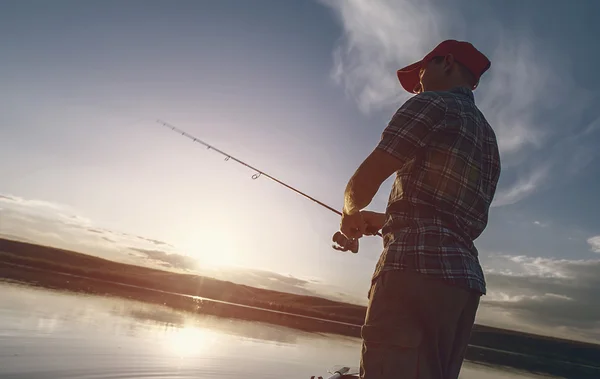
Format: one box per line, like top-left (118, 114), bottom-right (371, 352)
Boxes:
top-left (1, 238), bottom-right (599, 379)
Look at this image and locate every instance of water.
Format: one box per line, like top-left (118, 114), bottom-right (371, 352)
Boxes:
top-left (0, 282), bottom-right (555, 379)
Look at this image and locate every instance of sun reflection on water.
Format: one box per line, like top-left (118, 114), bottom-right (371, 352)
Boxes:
top-left (163, 324), bottom-right (221, 358)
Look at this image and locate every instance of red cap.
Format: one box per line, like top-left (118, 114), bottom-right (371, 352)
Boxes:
top-left (396, 39), bottom-right (491, 94)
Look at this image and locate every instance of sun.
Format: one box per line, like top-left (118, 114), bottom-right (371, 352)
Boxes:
top-left (177, 229), bottom-right (239, 269)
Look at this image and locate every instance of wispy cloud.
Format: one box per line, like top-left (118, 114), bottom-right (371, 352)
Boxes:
top-left (480, 254), bottom-right (600, 343)
top-left (129, 247), bottom-right (199, 271)
top-left (583, 115), bottom-right (600, 135)
top-left (0, 193), bottom-right (92, 227)
top-left (321, 0), bottom-right (600, 207)
top-left (587, 236), bottom-right (600, 253)
top-left (0, 193), bottom-right (185, 267)
top-left (491, 165), bottom-right (550, 207)
top-left (0, 194), bottom-right (64, 211)
top-left (321, 0), bottom-right (446, 114)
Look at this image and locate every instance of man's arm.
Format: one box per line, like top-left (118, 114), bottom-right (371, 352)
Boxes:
top-left (340, 91), bottom-right (447, 234)
top-left (342, 148), bottom-right (404, 215)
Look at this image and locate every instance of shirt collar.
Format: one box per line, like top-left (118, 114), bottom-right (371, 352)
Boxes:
top-left (449, 86), bottom-right (475, 101)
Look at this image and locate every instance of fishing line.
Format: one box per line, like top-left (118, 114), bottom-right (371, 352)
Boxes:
top-left (156, 119), bottom-right (382, 252)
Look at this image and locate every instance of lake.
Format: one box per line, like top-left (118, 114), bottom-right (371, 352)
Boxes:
top-left (0, 282), bottom-right (557, 379)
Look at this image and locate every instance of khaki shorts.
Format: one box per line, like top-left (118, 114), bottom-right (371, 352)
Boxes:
top-left (359, 270), bottom-right (480, 379)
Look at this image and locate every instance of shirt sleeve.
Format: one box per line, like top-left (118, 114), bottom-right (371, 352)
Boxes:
top-left (376, 92), bottom-right (447, 163)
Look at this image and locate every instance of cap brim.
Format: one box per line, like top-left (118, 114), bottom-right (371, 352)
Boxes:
top-left (396, 60), bottom-right (423, 94)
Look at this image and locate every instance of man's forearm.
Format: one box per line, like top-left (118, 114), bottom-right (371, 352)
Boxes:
top-left (342, 170), bottom-right (380, 215)
top-left (342, 147), bottom-right (402, 216)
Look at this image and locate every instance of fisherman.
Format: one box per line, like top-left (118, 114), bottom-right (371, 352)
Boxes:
top-left (338, 40), bottom-right (501, 379)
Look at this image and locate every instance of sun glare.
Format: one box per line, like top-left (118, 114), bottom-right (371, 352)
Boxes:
top-left (177, 229), bottom-right (239, 269)
top-left (164, 324), bottom-right (220, 358)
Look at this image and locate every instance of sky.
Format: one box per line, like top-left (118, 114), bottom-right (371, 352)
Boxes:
top-left (1, 0), bottom-right (600, 343)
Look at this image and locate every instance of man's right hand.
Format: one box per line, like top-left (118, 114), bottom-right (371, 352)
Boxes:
top-left (360, 211), bottom-right (386, 234)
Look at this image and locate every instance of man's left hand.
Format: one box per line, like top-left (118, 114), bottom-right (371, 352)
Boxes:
top-left (340, 211), bottom-right (367, 239)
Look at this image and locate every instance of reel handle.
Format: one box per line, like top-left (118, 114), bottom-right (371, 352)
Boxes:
top-left (331, 226), bottom-right (381, 254)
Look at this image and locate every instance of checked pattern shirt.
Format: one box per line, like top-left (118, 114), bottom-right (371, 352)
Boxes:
top-left (373, 86), bottom-right (501, 295)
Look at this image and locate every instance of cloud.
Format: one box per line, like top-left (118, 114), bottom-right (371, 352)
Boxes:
top-left (0, 194), bottom-right (176, 249)
top-left (138, 237), bottom-right (171, 246)
top-left (129, 247), bottom-right (199, 271)
top-left (0, 194), bottom-right (65, 211)
top-left (583, 115), bottom-right (600, 135)
top-left (587, 236), bottom-right (600, 253)
top-left (0, 193), bottom-right (92, 228)
top-left (321, 0), bottom-right (448, 114)
top-left (479, 254), bottom-right (600, 343)
top-left (0, 192), bottom-right (184, 267)
top-left (321, 0), bottom-right (600, 207)
top-left (491, 165), bottom-right (550, 207)
top-left (476, 35), bottom-right (562, 156)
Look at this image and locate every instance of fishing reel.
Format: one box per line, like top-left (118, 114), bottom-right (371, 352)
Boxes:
top-left (311, 365), bottom-right (358, 379)
top-left (331, 227), bottom-right (381, 254)
top-left (332, 231), bottom-right (359, 253)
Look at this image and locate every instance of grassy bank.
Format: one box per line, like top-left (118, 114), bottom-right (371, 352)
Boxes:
top-left (1, 238), bottom-right (599, 378)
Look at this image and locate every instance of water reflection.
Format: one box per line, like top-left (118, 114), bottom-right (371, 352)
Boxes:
top-left (0, 282), bottom-right (558, 379)
top-left (116, 303), bottom-right (338, 347)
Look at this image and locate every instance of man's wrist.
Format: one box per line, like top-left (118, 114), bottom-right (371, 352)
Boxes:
top-left (343, 204), bottom-right (360, 216)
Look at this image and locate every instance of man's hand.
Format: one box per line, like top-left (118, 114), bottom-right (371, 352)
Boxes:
top-left (361, 211), bottom-right (386, 234)
top-left (340, 210), bottom-right (367, 239)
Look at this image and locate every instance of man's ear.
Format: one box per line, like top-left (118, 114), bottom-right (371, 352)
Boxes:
top-left (443, 54), bottom-right (455, 73)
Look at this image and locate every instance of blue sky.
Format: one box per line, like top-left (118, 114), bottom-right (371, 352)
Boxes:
top-left (1, 0), bottom-right (600, 342)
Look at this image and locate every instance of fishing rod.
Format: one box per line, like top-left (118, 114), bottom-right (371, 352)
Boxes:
top-left (156, 119), bottom-right (381, 253)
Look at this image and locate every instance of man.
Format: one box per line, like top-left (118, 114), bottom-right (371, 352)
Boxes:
top-left (339, 40), bottom-right (501, 379)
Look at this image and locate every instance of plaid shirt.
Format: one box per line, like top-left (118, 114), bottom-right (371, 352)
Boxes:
top-left (372, 86), bottom-right (501, 295)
